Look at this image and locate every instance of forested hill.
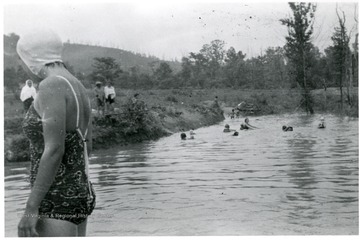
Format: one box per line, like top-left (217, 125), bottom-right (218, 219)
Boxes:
top-left (62, 43), bottom-right (181, 74)
top-left (4, 34), bottom-right (181, 75)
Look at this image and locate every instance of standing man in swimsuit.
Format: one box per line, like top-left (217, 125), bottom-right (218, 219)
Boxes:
top-left (16, 30), bottom-right (96, 237)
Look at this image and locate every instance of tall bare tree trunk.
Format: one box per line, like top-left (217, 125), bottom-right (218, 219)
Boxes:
top-left (336, 7), bottom-right (347, 113)
top-left (347, 49), bottom-right (354, 106)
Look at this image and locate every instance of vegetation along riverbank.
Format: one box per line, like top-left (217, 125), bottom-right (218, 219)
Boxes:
top-left (4, 87), bottom-right (358, 163)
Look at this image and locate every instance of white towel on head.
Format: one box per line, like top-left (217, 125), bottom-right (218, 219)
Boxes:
top-left (16, 29), bottom-right (63, 76)
top-left (20, 80), bottom-right (37, 102)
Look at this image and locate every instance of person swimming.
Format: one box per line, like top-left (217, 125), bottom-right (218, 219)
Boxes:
top-left (223, 124), bottom-right (231, 132)
top-left (240, 123), bottom-right (249, 130)
top-left (230, 109), bottom-right (235, 119)
top-left (233, 131), bottom-right (239, 136)
top-left (240, 117), bottom-right (257, 130)
top-left (181, 132), bottom-right (187, 140)
top-left (282, 125), bottom-right (293, 131)
top-left (181, 132), bottom-right (194, 140)
top-left (318, 117), bottom-right (326, 129)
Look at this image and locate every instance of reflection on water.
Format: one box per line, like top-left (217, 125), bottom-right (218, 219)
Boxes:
top-left (5, 114), bottom-right (358, 236)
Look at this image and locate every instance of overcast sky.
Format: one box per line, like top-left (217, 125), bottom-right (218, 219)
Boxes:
top-left (3, 1), bottom-right (359, 61)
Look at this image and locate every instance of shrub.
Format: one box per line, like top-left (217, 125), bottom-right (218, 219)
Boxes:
top-left (6, 135), bottom-right (30, 162)
top-left (4, 117), bottom-right (24, 134)
top-left (92, 97), bottom-right (167, 149)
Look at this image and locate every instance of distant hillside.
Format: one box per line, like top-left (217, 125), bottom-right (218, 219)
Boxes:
top-left (62, 43), bottom-right (181, 75)
top-left (4, 34), bottom-right (181, 75)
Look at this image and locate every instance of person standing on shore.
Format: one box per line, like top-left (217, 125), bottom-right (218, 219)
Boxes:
top-left (16, 29), bottom-right (95, 237)
top-left (20, 79), bottom-right (37, 112)
top-left (104, 80), bottom-right (116, 113)
top-left (93, 81), bottom-right (105, 115)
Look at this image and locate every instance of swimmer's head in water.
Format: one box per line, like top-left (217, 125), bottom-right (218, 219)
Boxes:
top-left (245, 118), bottom-right (249, 124)
top-left (282, 125), bottom-right (287, 130)
top-left (180, 132), bottom-right (187, 140)
top-left (225, 124), bottom-right (230, 129)
top-left (233, 131), bottom-right (239, 136)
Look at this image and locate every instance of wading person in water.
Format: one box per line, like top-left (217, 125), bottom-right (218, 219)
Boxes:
top-left (181, 132), bottom-right (187, 140)
top-left (318, 117), bottom-right (326, 129)
top-left (282, 125), bottom-right (293, 131)
top-left (20, 79), bottom-right (37, 112)
top-left (16, 30), bottom-right (96, 237)
top-left (223, 124), bottom-right (236, 132)
top-left (240, 117), bottom-right (257, 130)
top-left (181, 132), bottom-right (194, 140)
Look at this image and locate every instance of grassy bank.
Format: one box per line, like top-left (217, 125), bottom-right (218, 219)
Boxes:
top-left (4, 88), bottom-right (225, 162)
top-left (4, 87), bottom-right (358, 162)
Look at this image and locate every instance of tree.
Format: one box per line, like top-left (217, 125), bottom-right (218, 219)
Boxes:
top-left (281, 2), bottom-right (317, 114)
top-left (154, 62), bottom-right (173, 80)
top-left (331, 7), bottom-right (352, 110)
top-left (223, 47), bottom-right (247, 88)
top-left (16, 66), bottom-right (28, 84)
top-left (324, 46), bottom-right (338, 87)
top-left (307, 47), bottom-right (326, 89)
top-left (128, 66), bottom-right (140, 88)
top-left (4, 67), bottom-right (18, 92)
top-left (153, 62), bottom-right (174, 89)
top-left (4, 33), bottom-right (20, 53)
top-left (90, 57), bottom-right (123, 84)
top-left (199, 39), bottom-right (226, 81)
top-left (179, 57), bottom-right (193, 87)
top-left (188, 52), bottom-right (209, 87)
top-left (262, 47), bottom-right (288, 88)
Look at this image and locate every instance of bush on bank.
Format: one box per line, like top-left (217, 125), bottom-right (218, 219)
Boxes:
top-left (92, 98), bottom-right (169, 149)
top-left (4, 96), bottom-right (224, 162)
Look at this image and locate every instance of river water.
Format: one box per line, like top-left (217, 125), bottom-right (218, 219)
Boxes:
top-left (4, 114), bottom-right (359, 236)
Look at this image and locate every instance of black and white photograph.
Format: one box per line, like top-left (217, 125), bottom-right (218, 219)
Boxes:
top-left (2, 0), bottom-right (359, 237)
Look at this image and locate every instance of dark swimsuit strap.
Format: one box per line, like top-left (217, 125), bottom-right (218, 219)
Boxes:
top-left (56, 76), bottom-right (92, 189)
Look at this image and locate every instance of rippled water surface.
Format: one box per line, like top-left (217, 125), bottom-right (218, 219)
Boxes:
top-left (5, 114), bottom-right (359, 236)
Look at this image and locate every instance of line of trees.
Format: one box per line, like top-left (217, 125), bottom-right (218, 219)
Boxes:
top-left (85, 42), bottom-right (291, 90)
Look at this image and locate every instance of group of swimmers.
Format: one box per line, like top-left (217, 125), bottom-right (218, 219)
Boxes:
top-left (224, 116), bottom-right (326, 135)
top-left (282, 116), bottom-right (326, 131)
top-left (181, 116), bottom-right (326, 140)
top-left (224, 117), bottom-right (259, 135)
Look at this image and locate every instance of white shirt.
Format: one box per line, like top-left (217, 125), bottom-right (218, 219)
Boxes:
top-left (104, 86), bottom-right (116, 99)
top-left (20, 82), bottom-right (37, 102)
